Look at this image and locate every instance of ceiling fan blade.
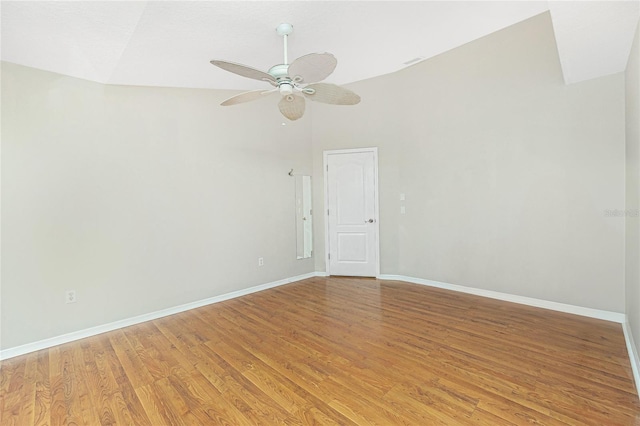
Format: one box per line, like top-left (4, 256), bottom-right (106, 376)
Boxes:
top-left (210, 60), bottom-right (276, 83)
top-left (278, 95), bottom-right (306, 121)
top-left (221, 89), bottom-right (276, 106)
top-left (303, 83), bottom-right (361, 105)
top-left (287, 53), bottom-right (337, 84)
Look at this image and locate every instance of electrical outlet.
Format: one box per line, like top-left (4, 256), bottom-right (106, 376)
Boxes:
top-left (65, 290), bottom-right (77, 304)
top-left (258, 257), bottom-right (264, 267)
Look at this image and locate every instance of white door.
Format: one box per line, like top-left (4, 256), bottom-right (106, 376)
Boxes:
top-left (324, 148), bottom-right (379, 277)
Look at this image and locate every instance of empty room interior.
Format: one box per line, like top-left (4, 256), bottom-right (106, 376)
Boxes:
top-left (2, 1), bottom-right (640, 424)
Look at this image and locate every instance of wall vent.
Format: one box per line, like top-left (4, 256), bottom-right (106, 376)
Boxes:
top-left (403, 57), bottom-right (424, 66)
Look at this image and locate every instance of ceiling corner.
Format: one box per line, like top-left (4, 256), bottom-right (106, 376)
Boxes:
top-left (549, 0), bottom-right (640, 85)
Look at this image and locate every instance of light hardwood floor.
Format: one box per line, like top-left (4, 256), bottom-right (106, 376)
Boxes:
top-left (2, 277), bottom-right (639, 425)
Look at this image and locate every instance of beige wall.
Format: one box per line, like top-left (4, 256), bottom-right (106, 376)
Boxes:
top-left (312, 12), bottom-right (626, 312)
top-left (626, 19), bottom-right (640, 354)
top-left (1, 62), bottom-right (314, 349)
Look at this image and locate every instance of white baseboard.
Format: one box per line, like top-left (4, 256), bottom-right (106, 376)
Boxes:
top-left (622, 320), bottom-right (640, 397)
top-left (377, 274), bottom-right (626, 323)
top-left (0, 272), bottom-right (322, 361)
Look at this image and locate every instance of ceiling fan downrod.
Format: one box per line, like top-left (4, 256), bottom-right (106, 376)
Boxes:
top-left (276, 23), bottom-right (293, 65)
top-left (273, 23), bottom-right (295, 96)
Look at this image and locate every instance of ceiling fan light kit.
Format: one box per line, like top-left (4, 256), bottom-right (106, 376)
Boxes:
top-left (210, 23), bottom-right (360, 121)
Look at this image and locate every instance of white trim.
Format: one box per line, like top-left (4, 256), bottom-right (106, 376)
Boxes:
top-left (372, 149), bottom-right (381, 277)
top-left (623, 319), bottom-right (640, 397)
top-left (322, 151), bottom-right (331, 276)
top-left (323, 147), bottom-right (380, 277)
top-left (0, 272), bottom-right (322, 361)
top-left (323, 150), bottom-right (330, 274)
top-left (378, 274), bottom-right (626, 323)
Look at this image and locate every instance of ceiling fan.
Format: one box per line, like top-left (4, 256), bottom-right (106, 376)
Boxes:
top-left (210, 23), bottom-right (360, 121)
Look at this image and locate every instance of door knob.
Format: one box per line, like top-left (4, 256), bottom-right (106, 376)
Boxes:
top-left (365, 218), bottom-right (374, 223)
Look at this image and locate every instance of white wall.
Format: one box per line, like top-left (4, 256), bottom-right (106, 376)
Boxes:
top-left (626, 19), bottom-right (640, 356)
top-left (312, 12), bottom-right (626, 312)
top-left (1, 62), bottom-right (314, 350)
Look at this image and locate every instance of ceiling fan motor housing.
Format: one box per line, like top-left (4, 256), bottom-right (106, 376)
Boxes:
top-left (268, 64), bottom-right (289, 80)
top-left (269, 64), bottom-right (296, 97)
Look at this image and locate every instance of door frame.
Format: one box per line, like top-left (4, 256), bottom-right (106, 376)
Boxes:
top-left (323, 147), bottom-right (380, 277)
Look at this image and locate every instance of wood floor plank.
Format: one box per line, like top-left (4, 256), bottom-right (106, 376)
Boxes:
top-left (3, 353), bottom-right (37, 425)
top-left (32, 350), bottom-right (50, 426)
top-left (381, 383), bottom-right (467, 425)
top-left (168, 366), bottom-right (255, 425)
top-left (66, 343), bottom-right (100, 425)
top-left (99, 335), bottom-right (152, 426)
top-left (47, 347), bottom-right (66, 426)
top-left (191, 343), bottom-right (302, 425)
top-left (133, 383), bottom-right (177, 425)
top-left (107, 330), bottom-right (155, 389)
top-left (2, 277), bottom-right (639, 425)
top-left (206, 339), bottom-right (308, 415)
top-left (76, 340), bottom-right (116, 425)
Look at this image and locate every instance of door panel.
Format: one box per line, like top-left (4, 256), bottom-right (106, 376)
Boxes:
top-left (337, 233), bottom-right (368, 261)
top-left (326, 150), bottom-right (378, 277)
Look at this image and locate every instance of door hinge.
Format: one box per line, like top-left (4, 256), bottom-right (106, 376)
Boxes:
top-left (326, 165), bottom-right (328, 172)
top-left (328, 253), bottom-right (331, 260)
top-left (327, 209), bottom-right (330, 216)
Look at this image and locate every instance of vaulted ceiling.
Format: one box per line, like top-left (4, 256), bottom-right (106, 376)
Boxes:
top-left (2, 1), bottom-right (639, 91)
